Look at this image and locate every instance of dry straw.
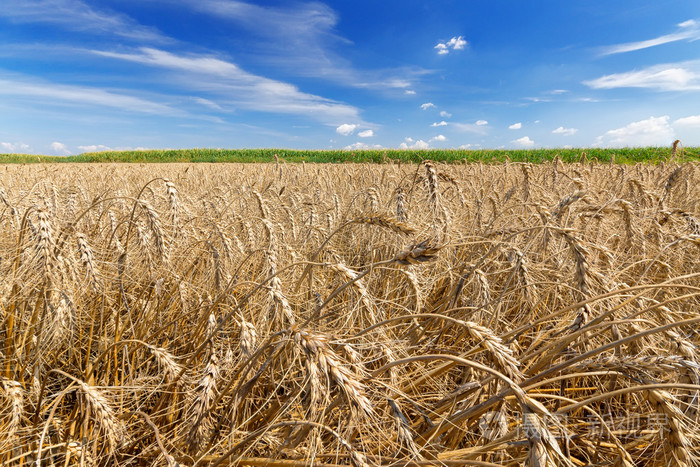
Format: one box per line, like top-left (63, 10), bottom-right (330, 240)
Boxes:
top-left (1, 154), bottom-right (699, 466)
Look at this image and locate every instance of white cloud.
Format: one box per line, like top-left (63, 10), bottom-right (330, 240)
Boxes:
top-left (0, 0), bottom-right (170, 43)
top-left (405, 89), bottom-right (416, 95)
top-left (524, 96), bottom-right (550, 103)
top-left (600, 19), bottom-right (700, 55)
top-left (50, 141), bottom-right (71, 155)
top-left (674, 115), bottom-right (700, 127)
top-left (336, 123), bottom-right (357, 136)
top-left (459, 143), bottom-right (481, 149)
top-left (78, 144), bottom-right (112, 152)
top-left (447, 36), bottom-right (467, 50)
top-left (95, 47), bottom-right (242, 76)
top-left (430, 134), bottom-right (446, 142)
top-left (345, 142), bottom-right (382, 150)
top-left (94, 47), bottom-right (364, 124)
top-left (420, 102), bottom-right (436, 110)
top-left (435, 36), bottom-right (468, 54)
top-left (0, 141), bottom-right (30, 153)
top-left (508, 122), bottom-right (522, 130)
top-left (431, 121), bottom-right (448, 127)
top-left (552, 126), bottom-right (578, 136)
top-left (475, 120), bottom-right (488, 126)
top-left (595, 116), bottom-right (674, 147)
top-left (583, 61), bottom-right (700, 91)
top-left (179, 0), bottom-right (423, 92)
top-left (0, 76), bottom-right (177, 114)
top-left (191, 97), bottom-right (223, 110)
top-left (452, 122), bottom-right (488, 134)
top-left (357, 129), bottom-right (374, 138)
top-left (512, 136), bottom-right (535, 148)
top-left (399, 138), bottom-right (429, 149)
top-left (440, 110), bottom-right (452, 118)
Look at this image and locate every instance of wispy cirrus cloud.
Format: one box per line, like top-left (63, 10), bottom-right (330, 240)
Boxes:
top-left (599, 19), bottom-right (700, 55)
top-left (0, 0), bottom-right (170, 43)
top-left (94, 47), bottom-right (241, 76)
top-left (92, 47), bottom-right (364, 125)
top-left (0, 75), bottom-right (178, 114)
top-left (583, 61), bottom-right (700, 91)
top-left (451, 120), bottom-right (489, 134)
top-left (177, 0), bottom-right (426, 92)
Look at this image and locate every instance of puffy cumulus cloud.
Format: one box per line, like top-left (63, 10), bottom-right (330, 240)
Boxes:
top-left (595, 116), bottom-right (674, 147)
top-left (344, 142), bottom-right (382, 150)
top-left (435, 36), bottom-right (468, 55)
top-left (674, 115), bottom-right (700, 127)
top-left (434, 44), bottom-right (448, 55)
top-left (583, 61), bottom-right (700, 91)
top-left (475, 120), bottom-right (488, 126)
top-left (357, 129), bottom-right (374, 138)
top-left (399, 137), bottom-right (429, 149)
top-left (430, 134), bottom-right (446, 142)
top-left (552, 126), bottom-right (578, 136)
top-left (449, 37), bottom-right (467, 49)
top-left (459, 143), bottom-right (481, 149)
top-left (512, 136), bottom-right (535, 148)
top-left (508, 122), bottom-right (522, 130)
top-left (420, 102), bottom-right (436, 110)
top-left (335, 123), bottom-right (357, 136)
top-left (50, 141), bottom-right (71, 155)
top-left (78, 144), bottom-right (113, 152)
top-left (431, 121), bottom-right (448, 127)
top-left (440, 110), bottom-right (452, 118)
top-left (0, 141), bottom-right (30, 153)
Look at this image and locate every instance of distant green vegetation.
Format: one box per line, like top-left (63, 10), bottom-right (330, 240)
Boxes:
top-left (0, 147), bottom-right (697, 164)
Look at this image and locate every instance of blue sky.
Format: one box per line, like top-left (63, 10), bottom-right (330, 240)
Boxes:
top-left (1, 1), bottom-right (700, 155)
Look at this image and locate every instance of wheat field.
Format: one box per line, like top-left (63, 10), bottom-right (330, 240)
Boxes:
top-left (1, 160), bottom-right (699, 466)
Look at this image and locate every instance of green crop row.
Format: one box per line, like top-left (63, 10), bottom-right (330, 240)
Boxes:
top-left (0, 146), bottom-right (697, 164)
